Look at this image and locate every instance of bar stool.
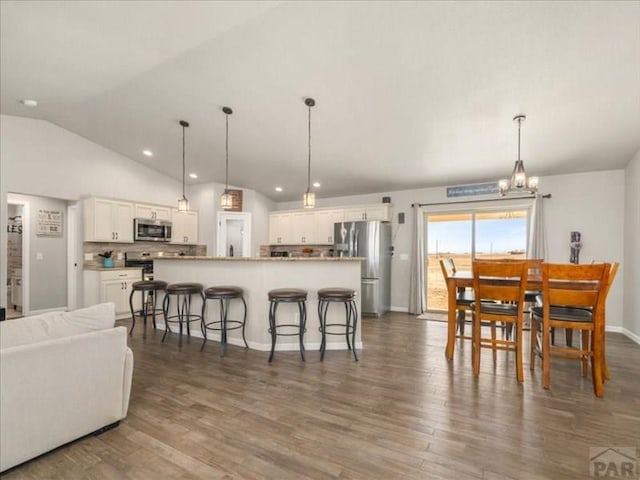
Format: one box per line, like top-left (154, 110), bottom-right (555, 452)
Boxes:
top-left (129, 280), bottom-right (168, 337)
top-left (201, 286), bottom-right (248, 356)
top-left (317, 288), bottom-right (359, 361)
top-left (267, 288), bottom-right (307, 363)
top-left (162, 283), bottom-right (205, 345)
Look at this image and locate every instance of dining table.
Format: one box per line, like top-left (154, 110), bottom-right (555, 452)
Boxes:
top-left (444, 270), bottom-right (609, 379)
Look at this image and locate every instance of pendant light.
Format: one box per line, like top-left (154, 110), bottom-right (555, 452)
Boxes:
top-left (220, 106), bottom-right (234, 209)
top-left (303, 97), bottom-right (316, 208)
top-left (498, 114), bottom-right (539, 196)
top-left (177, 120), bottom-right (190, 211)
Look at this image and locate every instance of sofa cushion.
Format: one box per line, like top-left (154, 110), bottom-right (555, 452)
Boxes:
top-left (0, 303), bottom-right (116, 350)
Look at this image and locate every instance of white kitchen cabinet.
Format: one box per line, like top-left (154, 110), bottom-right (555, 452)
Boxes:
top-left (343, 204), bottom-right (392, 222)
top-left (269, 212), bottom-right (292, 245)
top-left (83, 268), bottom-right (142, 319)
top-left (134, 203), bottom-right (171, 221)
top-left (171, 209), bottom-right (199, 244)
top-left (315, 209), bottom-right (344, 244)
top-left (291, 211), bottom-right (317, 244)
top-left (83, 197), bottom-right (134, 243)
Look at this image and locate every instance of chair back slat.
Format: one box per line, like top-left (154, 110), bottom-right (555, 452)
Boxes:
top-left (543, 263), bottom-right (609, 311)
top-left (472, 260), bottom-right (528, 304)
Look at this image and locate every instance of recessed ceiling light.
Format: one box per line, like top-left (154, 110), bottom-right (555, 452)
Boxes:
top-left (19, 99), bottom-right (38, 107)
top-left (189, 173), bottom-right (198, 179)
top-left (313, 182), bottom-right (321, 188)
top-left (142, 149), bottom-right (153, 157)
top-left (275, 187), bottom-right (283, 192)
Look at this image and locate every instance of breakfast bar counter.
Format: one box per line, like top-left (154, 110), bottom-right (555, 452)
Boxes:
top-left (153, 256), bottom-right (363, 354)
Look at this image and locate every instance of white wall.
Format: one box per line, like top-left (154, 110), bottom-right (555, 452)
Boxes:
top-left (624, 150), bottom-right (640, 341)
top-left (276, 170), bottom-right (626, 329)
top-left (188, 183), bottom-right (274, 257)
top-left (0, 115), bottom-right (185, 311)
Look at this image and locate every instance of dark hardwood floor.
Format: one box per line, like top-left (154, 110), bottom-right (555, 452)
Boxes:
top-left (4, 312), bottom-right (639, 479)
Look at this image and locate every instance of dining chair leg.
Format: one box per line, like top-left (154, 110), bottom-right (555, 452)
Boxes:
top-left (490, 322), bottom-right (497, 364)
top-left (592, 327), bottom-right (605, 398)
top-left (472, 313), bottom-right (481, 376)
top-left (516, 320), bottom-right (524, 384)
top-left (542, 318), bottom-right (551, 389)
top-left (581, 330), bottom-right (589, 377)
top-left (529, 316), bottom-right (538, 371)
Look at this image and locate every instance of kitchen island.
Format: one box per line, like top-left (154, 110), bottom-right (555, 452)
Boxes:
top-left (153, 256), bottom-right (363, 355)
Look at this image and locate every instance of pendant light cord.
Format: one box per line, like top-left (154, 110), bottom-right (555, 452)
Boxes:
top-left (307, 103), bottom-right (312, 192)
top-left (182, 123), bottom-right (186, 198)
top-left (517, 117), bottom-right (521, 161)
top-left (225, 113), bottom-right (229, 190)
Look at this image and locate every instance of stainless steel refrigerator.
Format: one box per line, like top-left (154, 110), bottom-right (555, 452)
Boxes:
top-left (334, 220), bottom-right (392, 317)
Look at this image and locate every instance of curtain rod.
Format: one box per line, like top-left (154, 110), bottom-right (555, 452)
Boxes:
top-left (412, 193), bottom-right (551, 208)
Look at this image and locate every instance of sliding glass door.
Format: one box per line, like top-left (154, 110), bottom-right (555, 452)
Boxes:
top-left (425, 207), bottom-right (529, 312)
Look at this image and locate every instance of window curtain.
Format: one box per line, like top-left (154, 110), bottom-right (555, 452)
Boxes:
top-left (409, 203), bottom-right (426, 314)
top-left (527, 194), bottom-right (547, 260)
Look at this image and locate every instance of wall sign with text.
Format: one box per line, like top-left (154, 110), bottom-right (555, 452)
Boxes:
top-left (37, 209), bottom-right (63, 236)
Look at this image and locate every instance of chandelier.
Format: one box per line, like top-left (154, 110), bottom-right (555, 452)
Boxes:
top-left (498, 114), bottom-right (538, 196)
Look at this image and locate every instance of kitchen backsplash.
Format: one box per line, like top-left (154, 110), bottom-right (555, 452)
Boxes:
top-left (84, 242), bottom-right (206, 268)
top-left (259, 244), bottom-right (334, 258)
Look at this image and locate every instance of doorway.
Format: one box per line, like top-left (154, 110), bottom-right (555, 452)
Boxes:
top-left (6, 193), bottom-right (76, 317)
top-left (425, 206), bottom-right (529, 312)
top-left (216, 212), bottom-right (252, 257)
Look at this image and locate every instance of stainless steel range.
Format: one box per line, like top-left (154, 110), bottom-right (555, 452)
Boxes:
top-left (124, 252), bottom-right (154, 280)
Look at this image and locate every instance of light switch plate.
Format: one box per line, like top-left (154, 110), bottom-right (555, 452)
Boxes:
top-left (84, 253), bottom-right (93, 261)
top-left (36, 252), bottom-right (44, 260)
top-left (399, 253), bottom-right (409, 261)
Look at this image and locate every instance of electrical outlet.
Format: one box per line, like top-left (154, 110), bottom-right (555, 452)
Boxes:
top-left (117, 252), bottom-right (123, 260)
top-left (84, 253), bottom-right (93, 261)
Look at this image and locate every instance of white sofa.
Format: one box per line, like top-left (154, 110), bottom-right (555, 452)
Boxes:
top-left (0, 303), bottom-right (133, 472)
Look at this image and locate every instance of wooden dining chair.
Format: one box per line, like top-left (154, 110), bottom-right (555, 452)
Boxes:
top-left (439, 258), bottom-right (474, 338)
top-left (529, 263), bottom-right (610, 397)
top-left (471, 260), bottom-right (528, 383)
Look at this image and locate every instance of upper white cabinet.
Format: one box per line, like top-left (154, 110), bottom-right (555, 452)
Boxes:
top-left (343, 204), bottom-right (392, 222)
top-left (291, 212), bottom-right (317, 244)
top-left (134, 203), bottom-right (171, 221)
top-left (316, 209), bottom-right (344, 244)
top-left (83, 197), bottom-right (134, 243)
top-left (171, 209), bottom-right (198, 244)
top-left (269, 212), bottom-right (292, 245)
top-left (268, 204), bottom-right (390, 245)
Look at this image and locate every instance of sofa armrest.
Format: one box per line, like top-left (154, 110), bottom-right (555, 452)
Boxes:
top-left (0, 326), bottom-right (133, 472)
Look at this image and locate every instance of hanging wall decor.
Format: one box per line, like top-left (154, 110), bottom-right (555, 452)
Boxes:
top-left (570, 231), bottom-right (582, 264)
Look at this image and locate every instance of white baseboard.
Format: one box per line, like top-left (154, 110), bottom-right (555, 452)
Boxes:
top-left (621, 327), bottom-right (640, 345)
top-left (25, 306), bottom-right (68, 316)
top-left (390, 306), bottom-right (408, 313)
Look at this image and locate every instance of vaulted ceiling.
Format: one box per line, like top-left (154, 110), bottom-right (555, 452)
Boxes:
top-left (2, 1), bottom-right (639, 201)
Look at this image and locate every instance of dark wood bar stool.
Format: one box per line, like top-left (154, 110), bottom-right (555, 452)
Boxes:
top-left (162, 283), bottom-right (205, 345)
top-left (317, 288), bottom-right (359, 361)
top-left (201, 286), bottom-right (248, 356)
top-left (129, 280), bottom-right (168, 337)
top-left (267, 288), bottom-right (307, 363)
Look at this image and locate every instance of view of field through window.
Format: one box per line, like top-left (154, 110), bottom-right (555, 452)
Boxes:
top-left (426, 210), bottom-right (528, 311)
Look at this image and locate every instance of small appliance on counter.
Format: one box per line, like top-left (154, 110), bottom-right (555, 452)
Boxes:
top-left (270, 251), bottom-right (290, 257)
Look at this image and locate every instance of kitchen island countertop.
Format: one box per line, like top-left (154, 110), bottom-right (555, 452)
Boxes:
top-left (153, 256), bottom-right (363, 262)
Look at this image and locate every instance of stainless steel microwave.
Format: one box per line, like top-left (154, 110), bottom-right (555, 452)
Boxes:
top-left (134, 218), bottom-right (172, 242)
